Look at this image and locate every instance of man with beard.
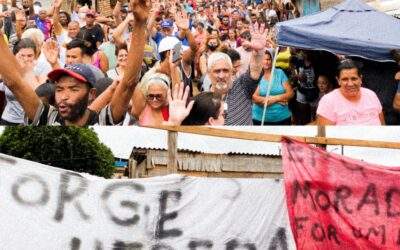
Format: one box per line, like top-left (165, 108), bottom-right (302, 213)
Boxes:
top-left (208, 24), bottom-right (266, 125)
top-left (0, 0), bottom-right (151, 126)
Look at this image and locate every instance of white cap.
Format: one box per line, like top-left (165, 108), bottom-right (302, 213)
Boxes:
top-left (158, 36), bottom-right (181, 54)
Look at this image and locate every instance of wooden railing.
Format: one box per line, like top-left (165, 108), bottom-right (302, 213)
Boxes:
top-left (149, 126), bottom-right (400, 173)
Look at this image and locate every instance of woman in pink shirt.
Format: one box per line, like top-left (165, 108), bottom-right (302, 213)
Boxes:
top-left (317, 59), bottom-right (384, 125)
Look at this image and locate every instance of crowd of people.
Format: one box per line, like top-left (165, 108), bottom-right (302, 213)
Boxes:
top-left (0, 0), bottom-right (397, 126)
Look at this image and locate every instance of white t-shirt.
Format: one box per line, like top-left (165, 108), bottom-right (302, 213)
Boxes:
top-left (0, 82), bottom-right (25, 124)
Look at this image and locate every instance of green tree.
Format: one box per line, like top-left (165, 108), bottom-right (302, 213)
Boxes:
top-left (0, 127), bottom-right (115, 178)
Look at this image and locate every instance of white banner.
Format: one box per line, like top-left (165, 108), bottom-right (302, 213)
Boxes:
top-left (0, 154), bottom-right (295, 249)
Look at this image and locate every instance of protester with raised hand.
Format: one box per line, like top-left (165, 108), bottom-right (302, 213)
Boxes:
top-left (131, 36), bottom-right (181, 119)
top-left (175, 10), bottom-right (198, 96)
top-left (0, 38), bottom-right (39, 125)
top-left (0, 0), bottom-right (150, 126)
top-left (208, 22), bottom-right (267, 125)
top-left (164, 82), bottom-right (194, 126)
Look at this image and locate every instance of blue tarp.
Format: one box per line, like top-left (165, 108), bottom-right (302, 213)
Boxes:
top-left (276, 0), bottom-right (400, 62)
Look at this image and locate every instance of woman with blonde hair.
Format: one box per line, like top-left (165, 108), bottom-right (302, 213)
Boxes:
top-left (136, 72), bottom-right (171, 126)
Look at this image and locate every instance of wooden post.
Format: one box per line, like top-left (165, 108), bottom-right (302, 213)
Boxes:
top-left (167, 131), bottom-right (178, 174)
top-left (128, 158), bottom-right (137, 178)
top-left (317, 125), bottom-right (327, 150)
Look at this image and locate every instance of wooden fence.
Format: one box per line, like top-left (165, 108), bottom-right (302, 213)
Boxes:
top-left (152, 126), bottom-right (400, 173)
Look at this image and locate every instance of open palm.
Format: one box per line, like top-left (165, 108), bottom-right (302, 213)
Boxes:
top-left (131, 0), bottom-right (151, 24)
top-left (167, 82), bottom-right (194, 126)
top-left (243, 23), bottom-right (268, 52)
top-left (175, 11), bottom-right (189, 30)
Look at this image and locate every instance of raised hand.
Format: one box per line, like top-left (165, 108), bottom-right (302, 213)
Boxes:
top-left (42, 39), bottom-right (59, 66)
top-left (54, 0), bottom-right (62, 8)
top-left (243, 23), bottom-right (268, 52)
top-left (175, 11), bottom-right (189, 31)
top-left (130, 0), bottom-right (151, 24)
top-left (166, 82), bottom-right (194, 126)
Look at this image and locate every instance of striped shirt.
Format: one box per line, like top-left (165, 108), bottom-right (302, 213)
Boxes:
top-left (225, 71), bottom-right (260, 125)
top-left (28, 101), bottom-right (120, 126)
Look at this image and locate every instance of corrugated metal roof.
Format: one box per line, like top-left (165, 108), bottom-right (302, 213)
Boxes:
top-left (92, 126), bottom-right (318, 159)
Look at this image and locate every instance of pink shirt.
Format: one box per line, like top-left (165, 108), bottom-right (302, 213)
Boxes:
top-left (317, 88), bottom-right (382, 125)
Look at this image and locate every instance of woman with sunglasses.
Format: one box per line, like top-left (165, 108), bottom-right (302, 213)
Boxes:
top-left (137, 73), bottom-right (171, 127)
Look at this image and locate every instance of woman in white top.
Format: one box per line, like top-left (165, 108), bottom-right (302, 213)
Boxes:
top-left (0, 38), bottom-right (40, 125)
top-left (106, 43), bottom-right (128, 80)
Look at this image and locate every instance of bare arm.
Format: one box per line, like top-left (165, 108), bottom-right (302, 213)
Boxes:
top-left (89, 79), bottom-right (119, 113)
top-left (169, 54), bottom-right (182, 88)
top-left (199, 54), bottom-right (208, 76)
top-left (182, 30), bottom-right (197, 65)
top-left (393, 93), bottom-right (400, 112)
top-left (252, 85), bottom-right (264, 105)
top-left (147, 2), bottom-right (159, 37)
top-left (52, 0), bottom-right (63, 36)
top-left (98, 51), bottom-right (109, 73)
top-left (249, 50), bottom-right (264, 80)
top-left (270, 82), bottom-right (294, 103)
top-left (0, 31), bottom-right (40, 120)
top-left (175, 11), bottom-right (197, 65)
top-left (95, 16), bottom-right (114, 24)
top-left (131, 87), bottom-right (146, 118)
top-left (316, 115), bottom-right (335, 125)
top-left (379, 112), bottom-right (385, 125)
top-left (112, 0), bottom-right (123, 26)
top-left (113, 13), bottom-right (132, 45)
top-left (110, 0), bottom-right (150, 124)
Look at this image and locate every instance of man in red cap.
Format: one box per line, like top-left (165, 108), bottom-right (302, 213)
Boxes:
top-left (80, 9), bottom-right (104, 52)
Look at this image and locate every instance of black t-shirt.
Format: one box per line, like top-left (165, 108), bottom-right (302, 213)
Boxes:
top-left (81, 24), bottom-right (105, 51)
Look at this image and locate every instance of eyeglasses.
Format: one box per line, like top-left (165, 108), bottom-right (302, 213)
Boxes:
top-left (147, 94), bottom-right (163, 101)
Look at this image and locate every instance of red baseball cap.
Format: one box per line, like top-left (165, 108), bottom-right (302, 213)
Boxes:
top-left (86, 9), bottom-right (97, 17)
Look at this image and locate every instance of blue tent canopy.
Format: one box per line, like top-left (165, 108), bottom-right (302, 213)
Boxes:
top-left (276, 0), bottom-right (400, 62)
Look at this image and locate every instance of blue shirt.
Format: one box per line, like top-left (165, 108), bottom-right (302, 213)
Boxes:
top-left (252, 69), bottom-right (291, 122)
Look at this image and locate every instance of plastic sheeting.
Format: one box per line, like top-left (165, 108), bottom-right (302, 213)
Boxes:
top-left (282, 137), bottom-right (400, 249)
top-left (276, 0), bottom-right (400, 62)
top-left (0, 153), bottom-right (295, 249)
